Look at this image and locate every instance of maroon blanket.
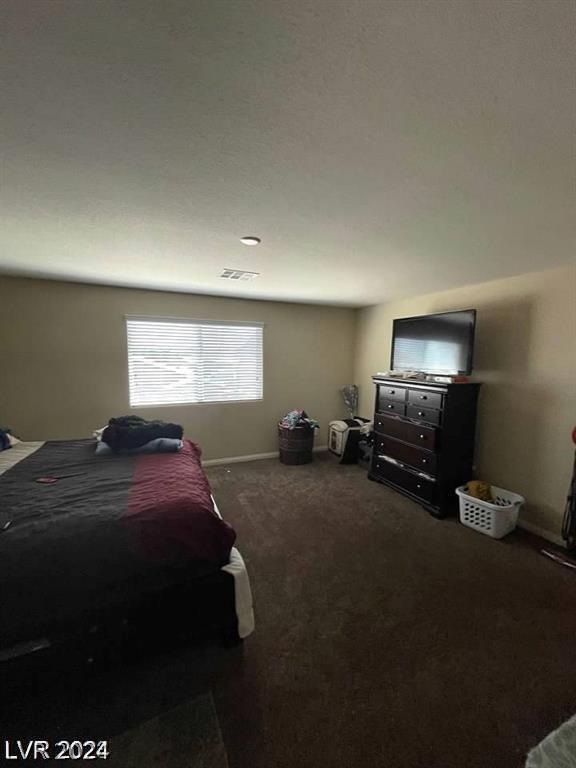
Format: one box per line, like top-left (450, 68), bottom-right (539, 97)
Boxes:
top-left (0, 439), bottom-right (236, 645)
top-left (126, 440), bottom-right (235, 562)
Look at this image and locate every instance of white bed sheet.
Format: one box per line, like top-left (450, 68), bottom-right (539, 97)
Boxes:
top-left (212, 496), bottom-right (255, 639)
top-left (0, 440), bottom-right (44, 476)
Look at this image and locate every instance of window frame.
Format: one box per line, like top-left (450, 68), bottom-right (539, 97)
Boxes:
top-left (125, 315), bottom-right (264, 408)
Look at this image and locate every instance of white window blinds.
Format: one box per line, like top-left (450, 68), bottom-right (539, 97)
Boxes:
top-left (126, 318), bottom-right (263, 407)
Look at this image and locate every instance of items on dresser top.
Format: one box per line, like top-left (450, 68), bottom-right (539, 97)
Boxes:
top-left (376, 371), bottom-right (471, 384)
top-left (375, 371), bottom-right (427, 380)
top-left (368, 376), bottom-right (481, 518)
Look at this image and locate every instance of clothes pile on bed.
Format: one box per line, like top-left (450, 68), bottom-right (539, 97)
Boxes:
top-left (95, 415), bottom-right (184, 455)
top-left (0, 427), bottom-right (20, 451)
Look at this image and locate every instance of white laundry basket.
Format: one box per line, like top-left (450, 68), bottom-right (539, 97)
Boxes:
top-left (455, 485), bottom-right (525, 539)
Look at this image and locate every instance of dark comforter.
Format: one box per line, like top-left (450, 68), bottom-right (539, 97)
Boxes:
top-left (0, 439), bottom-right (236, 646)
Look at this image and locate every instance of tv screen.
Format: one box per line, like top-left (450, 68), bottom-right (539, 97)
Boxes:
top-left (391, 310), bottom-right (476, 375)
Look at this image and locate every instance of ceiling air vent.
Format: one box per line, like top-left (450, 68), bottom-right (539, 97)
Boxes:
top-left (220, 268), bottom-right (260, 281)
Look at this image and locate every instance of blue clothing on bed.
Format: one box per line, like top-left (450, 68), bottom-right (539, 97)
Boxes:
top-left (95, 438), bottom-right (183, 456)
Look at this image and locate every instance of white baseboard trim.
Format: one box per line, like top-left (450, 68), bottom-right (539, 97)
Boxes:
top-left (202, 452), bottom-right (277, 467)
top-left (517, 518), bottom-right (565, 548)
top-left (203, 445), bottom-right (328, 467)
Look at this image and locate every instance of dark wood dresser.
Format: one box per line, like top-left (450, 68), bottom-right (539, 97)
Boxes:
top-left (368, 376), bottom-right (481, 518)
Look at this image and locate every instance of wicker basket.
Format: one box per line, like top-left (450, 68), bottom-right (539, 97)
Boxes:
top-left (278, 424), bottom-right (314, 465)
top-left (456, 485), bottom-right (525, 539)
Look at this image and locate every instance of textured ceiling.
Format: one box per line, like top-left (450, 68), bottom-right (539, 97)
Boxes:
top-left (1, 0), bottom-right (574, 306)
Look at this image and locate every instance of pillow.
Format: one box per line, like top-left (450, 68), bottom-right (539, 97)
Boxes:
top-left (0, 429), bottom-right (11, 452)
top-left (135, 438), bottom-right (183, 454)
top-left (95, 441), bottom-right (113, 456)
top-left (96, 438), bottom-right (183, 456)
top-left (0, 428), bottom-right (21, 450)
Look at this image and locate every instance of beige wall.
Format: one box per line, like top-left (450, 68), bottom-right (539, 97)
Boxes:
top-left (2, 266), bottom-right (575, 540)
top-left (0, 277), bottom-right (356, 459)
top-left (354, 264), bottom-right (576, 540)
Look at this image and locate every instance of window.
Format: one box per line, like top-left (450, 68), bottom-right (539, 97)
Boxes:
top-left (126, 317), bottom-right (263, 407)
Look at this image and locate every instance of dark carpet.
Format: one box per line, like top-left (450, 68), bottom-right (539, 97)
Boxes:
top-left (205, 454), bottom-right (576, 768)
top-left (110, 693), bottom-right (228, 768)
top-left (2, 454), bottom-right (576, 768)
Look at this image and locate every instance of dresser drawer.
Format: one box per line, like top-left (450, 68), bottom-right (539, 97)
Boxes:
top-left (378, 399), bottom-right (406, 417)
top-left (374, 414), bottom-right (438, 451)
top-left (408, 389), bottom-right (442, 409)
top-left (406, 404), bottom-right (441, 426)
top-left (372, 459), bottom-right (436, 504)
top-left (378, 385), bottom-right (407, 404)
top-left (375, 435), bottom-right (438, 474)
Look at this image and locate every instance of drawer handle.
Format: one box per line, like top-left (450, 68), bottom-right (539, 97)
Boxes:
top-left (420, 395), bottom-right (428, 400)
top-left (387, 404), bottom-right (394, 409)
top-left (418, 411), bottom-right (425, 417)
top-left (389, 389), bottom-right (395, 394)
top-left (416, 484), bottom-right (422, 490)
top-left (422, 459), bottom-right (427, 465)
top-left (419, 434), bottom-right (426, 440)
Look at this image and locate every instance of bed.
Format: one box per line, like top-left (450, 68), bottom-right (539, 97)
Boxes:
top-left (0, 438), bottom-right (254, 663)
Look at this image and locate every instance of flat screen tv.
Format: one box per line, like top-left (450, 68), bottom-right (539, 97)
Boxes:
top-left (391, 309), bottom-right (476, 375)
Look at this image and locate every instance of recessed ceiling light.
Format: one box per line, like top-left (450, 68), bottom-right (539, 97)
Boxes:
top-left (240, 236), bottom-right (261, 246)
